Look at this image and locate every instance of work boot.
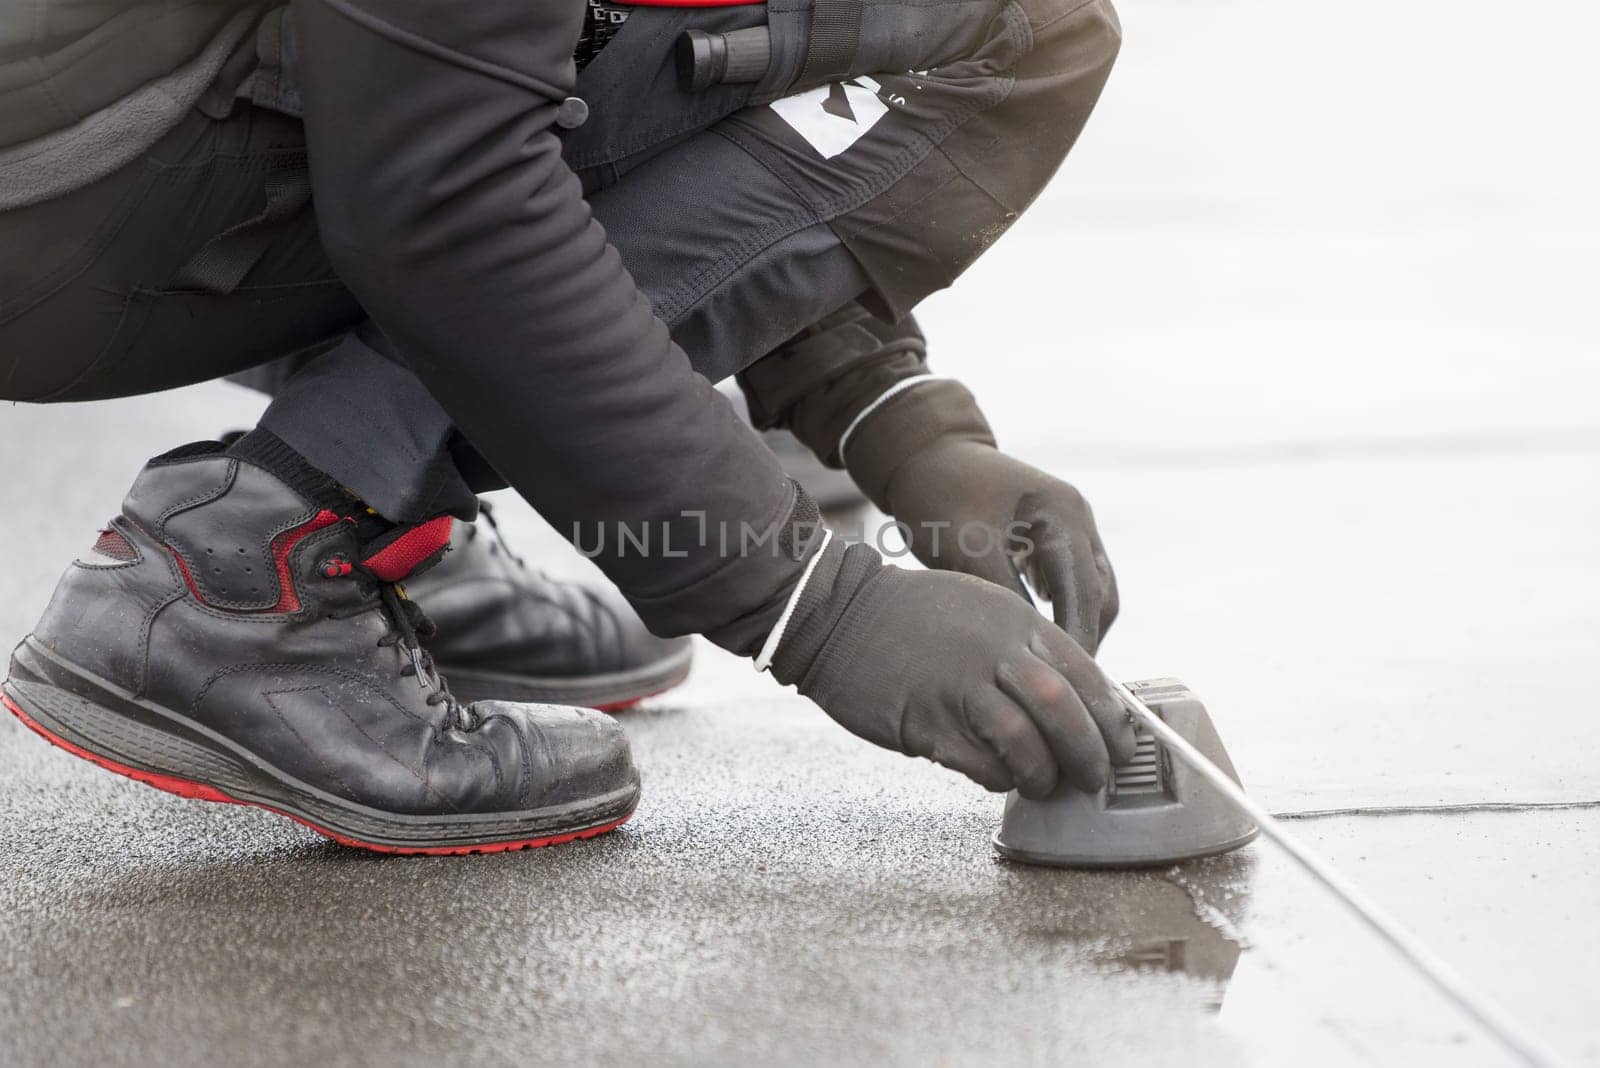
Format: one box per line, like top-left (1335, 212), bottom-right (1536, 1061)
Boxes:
top-left (2, 444), bottom-right (639, 854)
top-left (404, 501), bottom-right (693, 710)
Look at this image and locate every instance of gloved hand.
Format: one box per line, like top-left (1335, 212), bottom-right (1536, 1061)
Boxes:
top-left (770, 539), bottom-right (1136, 797)
top-left (883, 440), bottom-right (1117, 654)
top-left (844, 380), bottom-right (1118, 654)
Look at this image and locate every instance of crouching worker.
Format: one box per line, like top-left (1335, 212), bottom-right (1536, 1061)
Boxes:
top-left (0, 0), bottom-right (1130, 853)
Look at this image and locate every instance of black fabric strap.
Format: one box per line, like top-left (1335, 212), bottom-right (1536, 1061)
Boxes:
top-left (170, 152), bottom-right (312, 294)
top-left (798, 0), bottom-right (864, 86)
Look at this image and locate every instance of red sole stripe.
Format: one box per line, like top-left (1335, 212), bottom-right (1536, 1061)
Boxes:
top-left (1, 692), bottom-right (631, 856)
top-left (594, 685), bottom-right (672, 713)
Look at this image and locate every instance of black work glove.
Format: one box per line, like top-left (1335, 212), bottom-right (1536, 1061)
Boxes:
top-left (844, 380), bottom-right (1118, 654)
top-left (770, 539), bottom-right (1136, 797)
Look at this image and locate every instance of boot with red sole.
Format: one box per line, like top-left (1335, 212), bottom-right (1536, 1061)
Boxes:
top-left (3, 444), bottom-right (639, 854)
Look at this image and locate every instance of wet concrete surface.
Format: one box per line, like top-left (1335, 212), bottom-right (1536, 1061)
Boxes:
top-left (3, 676), bottom-right (1595, 1066)
top-left (3, 0), bottom-right (1598, 1063)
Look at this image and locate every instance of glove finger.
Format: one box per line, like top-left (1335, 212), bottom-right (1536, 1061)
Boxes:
top-left (1082, 497), bottom-right (1115, 621)
top-left (1079, 497), bottom-right (1119, 644)
top-left (1034, 531), bottom-right (1103, 655)
top-left (903, 715), bottom-right (1016, 792)
top-left (950, 747), bottom-right (1019, 795)
top-left (1081, 498), bottom-right (1110, 562)
top-left (1028, 627), bottom-right (1138, 765)
top-left (997, 652), bottom-right (1110, 793)
top-left (1095, 546), bottom-right (1120, 637)
top-left (1015, 493), bottom-right (1110, 653)
top-left (965, 691), bottom-right (1059, 800)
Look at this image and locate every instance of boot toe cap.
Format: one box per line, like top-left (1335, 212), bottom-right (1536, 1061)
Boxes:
top-left (480, 701), bottom-right (639, 810)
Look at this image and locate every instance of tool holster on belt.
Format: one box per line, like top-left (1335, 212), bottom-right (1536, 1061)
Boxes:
top-left (675, 0), bottom-right (865, 94)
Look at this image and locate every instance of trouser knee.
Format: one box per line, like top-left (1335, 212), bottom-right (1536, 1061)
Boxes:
top-left (824, 0), bottom-right (1121, 317)
top-left (978, 0), bottom-right (1122, 215)
top-left (1018, 0), bottom-right (1122, 78)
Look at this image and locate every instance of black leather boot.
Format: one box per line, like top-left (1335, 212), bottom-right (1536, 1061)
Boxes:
top-left (404, 501), bottom-right (693, 709)
top-left (2, 446), bottom-right (640, 855)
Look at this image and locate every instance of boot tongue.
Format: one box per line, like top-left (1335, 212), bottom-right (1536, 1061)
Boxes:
top-left (360, 516), bottom-right (455, 582)
top-left (222, 429), bottom-right (455, 583)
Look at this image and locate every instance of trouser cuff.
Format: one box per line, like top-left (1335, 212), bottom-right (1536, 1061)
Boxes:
top-left (256, 332), bottom-right (479, 523)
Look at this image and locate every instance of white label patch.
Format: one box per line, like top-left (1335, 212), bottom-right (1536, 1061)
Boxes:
top-left (768, 77), bottom-right (891, 159)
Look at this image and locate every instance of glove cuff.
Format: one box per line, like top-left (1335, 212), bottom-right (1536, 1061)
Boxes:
top-left (767, 537), bottom-right (885, 688)
top-left (738, 305), bottom-right (928, 468)
top-left (695, 480), bottom-right (826, 658)
top-left (841, 378), bottom-right (997, 511)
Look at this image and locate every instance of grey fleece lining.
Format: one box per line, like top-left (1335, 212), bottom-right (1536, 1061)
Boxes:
top-left (0, 5), bottom-right (260, 211)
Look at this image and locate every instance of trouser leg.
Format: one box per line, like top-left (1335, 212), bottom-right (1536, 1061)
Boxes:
top-left (0, 106), bottom-right (358, 403)
top-left (585, 0), bottom-right (1121, 381)
top-left (254, 327), bottom-right (486, 521)
top-left (0, 100), bottom-right (480, 522)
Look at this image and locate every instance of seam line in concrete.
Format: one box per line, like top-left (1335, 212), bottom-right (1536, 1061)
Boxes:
top-left (1273, 799), bottom-right (1600, 821)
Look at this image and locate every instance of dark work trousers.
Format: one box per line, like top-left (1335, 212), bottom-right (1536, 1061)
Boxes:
top-left (0, 0), bottom-right (1120, 643)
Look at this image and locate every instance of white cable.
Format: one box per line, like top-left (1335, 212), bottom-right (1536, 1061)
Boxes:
top-left (836, 374), bottom-right (944, 466)
top-left (1108, 676), bottom-right (1568, 1068)
top-left (753, 529), bottom-right (834, 673)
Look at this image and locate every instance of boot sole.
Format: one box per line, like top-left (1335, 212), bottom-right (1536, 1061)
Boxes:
top-left (3, 637), bottom-right (639, 856)
top-left (439, 641), bottom-right (694, 712)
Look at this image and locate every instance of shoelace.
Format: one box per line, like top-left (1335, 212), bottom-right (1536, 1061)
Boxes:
top-left (375, 583), bottom-right (478, 732)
